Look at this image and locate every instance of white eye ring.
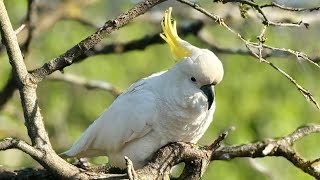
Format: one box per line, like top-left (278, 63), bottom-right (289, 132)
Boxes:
top-left (190, 77), bottom-right (196, 82)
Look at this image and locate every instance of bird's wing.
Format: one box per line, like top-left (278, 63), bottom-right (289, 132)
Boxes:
top-left (61, 77), bottom-right (159, 158)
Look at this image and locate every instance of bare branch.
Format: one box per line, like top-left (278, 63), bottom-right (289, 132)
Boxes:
top-left (22, 0), bottom-right (38, 53)
top-left (213, 0), bottom-right (315, 27)
top-left (47, 73), bottom-right (122, 97)
top-left (0, 138), bottom-right (42, 159)
top-left (0, 1), bottom-right (28, 83)
top-left (75, 20), bottom-right (203, 63)
top-left (30, 0), bottom-right (167, 83)
top-left (260, 2), bottom-right (320, 12)
top-left (246, 44), bottom-right (320, 110)
top-left (138, 124), bottom-right (320, 179)
top-left (0, 0), bottom-right (54, 147)
top-left (261, 44), bottom-right (320, 68)
top-left (14, 24), bottom-right (26, 34)
top-left (214, 0), bottom-right (269, 24)
top-left (0, 0), bottom-right (37, 110)
top-left (207, 126), bottom-right (235, 151)
top-left (1, 124), bottom-right (320, 179)
top-left (0, 20), bottom-right (203, 109)
top-left (0, 1), bottom-right (85, 178)
top-left (198, 30), bottom-right (320, 62)
top-left (212, 124), bottom-right (320, 178)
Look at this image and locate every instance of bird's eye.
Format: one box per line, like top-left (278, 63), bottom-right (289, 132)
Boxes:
top-left (190, 77), bottom-right (196, 82)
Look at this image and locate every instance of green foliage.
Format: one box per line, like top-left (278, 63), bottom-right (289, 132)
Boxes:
top-left (0, 0), bottom-right (319, 179)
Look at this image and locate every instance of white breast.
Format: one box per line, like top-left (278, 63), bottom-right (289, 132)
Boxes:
top-left (155, 89), bottom-right (216, 144)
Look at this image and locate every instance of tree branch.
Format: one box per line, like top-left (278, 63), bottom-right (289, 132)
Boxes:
top-left (0, 0), bottom-right (84, 178)
top-left (260, 2), bottom-right (320, 12)
top-left (30, 0), bottom-right (167, 83)
top-left (135, 124), bottom-right (320, 179)
top-left (0, 1), bottom-right (28, 83)
top-left (212, 124), bottom-right (320, 178)
top-left (197, 30), bottom-right (320, 62)
top-left (0, 138), bottom-right (42, 159)
top-left (1, 124), bottom-right (320, 179)
top-left (74, 20), bottom-right (204, 63)
top-left (213, 0), bottom-right (319, 27)
top-left (47, 73), bottom-right (122, 97)
top-left (1, 0), bottom-right (320, 179)
top-left (0, 0), bottom-right (37, 110)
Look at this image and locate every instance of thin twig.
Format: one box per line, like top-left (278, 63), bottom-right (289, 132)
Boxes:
top-left (262, 44), bottom-right (320, 69)
top-left (22, 0), bottom-right (38, 53)
top-left (207, 126), bottom-right (235, 150)
top-left (198, 31), bottom-right (320, 62)
top-left (213, 0), bottom-right (310, 27)
top-left (260, 2), bottom-right (320, 12)
top-left (47, 73), bottom-right (122, 97)
top-left (246, 44), bottom-right (320, 110)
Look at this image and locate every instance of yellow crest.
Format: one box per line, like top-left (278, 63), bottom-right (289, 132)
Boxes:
top-left (160, 7), bottom-right (191, 60)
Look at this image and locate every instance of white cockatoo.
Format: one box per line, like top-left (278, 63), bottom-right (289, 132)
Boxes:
top-left (61, 7), bottom-right (224, 169)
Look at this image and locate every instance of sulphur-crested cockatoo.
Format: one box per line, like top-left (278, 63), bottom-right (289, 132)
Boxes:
top-left (61, 7), bottom-right (224, 169)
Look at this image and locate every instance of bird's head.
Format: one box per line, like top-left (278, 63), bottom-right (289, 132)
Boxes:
top-left (160, 7), bottom-right (224, 110)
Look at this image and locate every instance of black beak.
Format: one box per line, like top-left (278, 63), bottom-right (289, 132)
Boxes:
top-left (200, 84), bottom-right (214, 110)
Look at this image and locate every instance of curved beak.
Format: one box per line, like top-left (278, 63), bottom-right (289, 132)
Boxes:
top-left (200, 85), bottom-right (214, 110)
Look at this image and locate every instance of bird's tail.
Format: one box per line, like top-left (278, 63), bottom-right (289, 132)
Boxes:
top-left (59, 124), bottom-right (97, 158)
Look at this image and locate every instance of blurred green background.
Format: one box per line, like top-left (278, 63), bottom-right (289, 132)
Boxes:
top-left (0, 0), bottom-right (319, 179)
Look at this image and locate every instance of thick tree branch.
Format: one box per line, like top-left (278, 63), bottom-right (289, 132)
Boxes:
top-left (136, 124), bottom-right (320, 179)
top-left (0, 1), bottom-right (84, 178)
top-left (1, 124), bottom-right (320, 179)
top-left (0, 1), bottom-right (28, 83)
top-left (0, 0), bottom-right (54, 148)
top-left (0, 0), bottom-right (37, 110)
top-left (212, 124), bottom-right (320, 178)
